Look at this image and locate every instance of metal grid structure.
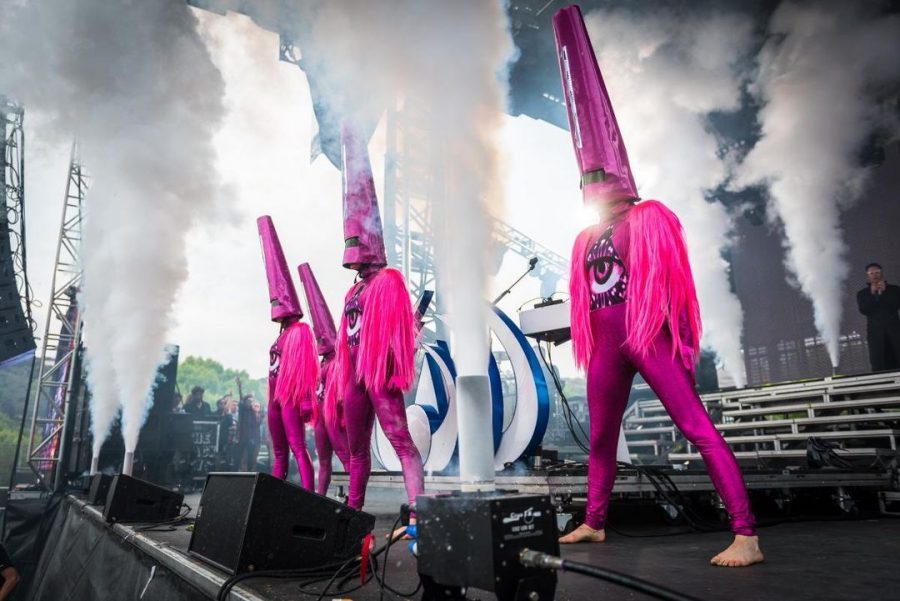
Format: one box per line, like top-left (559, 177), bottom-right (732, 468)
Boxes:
top-left (26, 146), bottom-right (87, 490)
top-left (1, 96), bottom-right (36, 359)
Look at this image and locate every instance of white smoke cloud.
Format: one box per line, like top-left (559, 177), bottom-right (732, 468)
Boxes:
top-left (0, 0), bottom-right (230, 455)
top-left (299, 1), bottom-right (516, 376)
top-left (733, 1), bottom-right (900, 367)
top-left (584, 9), bottom-right (754, 386)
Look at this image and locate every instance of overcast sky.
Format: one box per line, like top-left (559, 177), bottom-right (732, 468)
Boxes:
top-left (21, 9), bottom-right (587, 380)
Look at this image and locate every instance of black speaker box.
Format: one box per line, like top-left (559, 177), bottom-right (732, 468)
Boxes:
top-left (87, 474), bottom-right (113, 505)
top-left (103, 474), bottom-right (184, 523)
top-left (188, 472), bottom-right (375, 574)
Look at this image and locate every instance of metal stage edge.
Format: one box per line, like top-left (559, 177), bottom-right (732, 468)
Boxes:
top-left (66, 496), bottom-right (266, 601)
top-left (332, 469), bottom-right (895, 496)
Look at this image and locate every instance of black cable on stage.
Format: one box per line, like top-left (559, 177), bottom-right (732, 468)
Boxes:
top-left (372, 514), bottom-right (422, 600)
top-left (133, 503), bottom-right (194, 532)
top-left (538, 340), bottom-right (591, 454)
top-left (216, 511), bottom-right (414, 601)
top-left (520, 549), bottom-right (706, 601)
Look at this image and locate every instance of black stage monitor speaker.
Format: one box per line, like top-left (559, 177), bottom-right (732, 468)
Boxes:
top-left (188, 472), bottom-right (375, 574)
top-left (87, 474), bottom-right (114, 505)
top-left (103, 474), bottom-right (184, 523)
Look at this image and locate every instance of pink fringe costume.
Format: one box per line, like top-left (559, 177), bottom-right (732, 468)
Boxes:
top-left (297, 262), bottom-right (350, 496)
top-left (554, 6), bottom-right (755, 536)
top-left (257, 216), bottom-right (319, 490)
top-left (314, 357), bottom-right (350, 495)
top-left (335, 125), bottom-right (424, 510)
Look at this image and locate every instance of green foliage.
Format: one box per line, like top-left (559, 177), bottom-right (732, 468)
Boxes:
top-left (176, 355), bottom-right (266, 406)
top-left (0, 357), bottom-right (34, 485)
top-left (0, 412), bottom-right (20, 485)
top-left (0, 355), bottom-right (35, 421)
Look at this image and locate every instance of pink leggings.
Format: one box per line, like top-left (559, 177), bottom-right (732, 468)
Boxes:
top-left (267, 399), bottom-right (314, 490)
top-left (585, 304), bottom-right (756, 536)
top-left (314, 408), bottom-right (350, 496)
top-left (344, 377), bottom-right (424, 510)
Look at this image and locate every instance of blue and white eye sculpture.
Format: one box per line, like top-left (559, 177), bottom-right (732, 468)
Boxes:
top-left (372, 306), bottom-right (551, 473)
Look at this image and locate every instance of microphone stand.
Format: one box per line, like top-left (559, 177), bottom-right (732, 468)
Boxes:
top-left (493, 258), bottom-right (538, 305)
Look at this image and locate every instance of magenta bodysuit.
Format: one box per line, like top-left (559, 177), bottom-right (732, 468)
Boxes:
top-left (314, 355), bottom-right (350, 495)
top-left (338, 272), bottom-right (424, 510)
top-left (267, 329), bottom-right (315, 490)
top-left (577, 217), bottom-right (756, 536)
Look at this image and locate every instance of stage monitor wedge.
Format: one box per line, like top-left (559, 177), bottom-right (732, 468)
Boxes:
top-left (103, 474), bottom-right (184, 523)
top-left (188, 472), bottom-right (375, 574)
top-left (87, 473), bottom-right (114, 505)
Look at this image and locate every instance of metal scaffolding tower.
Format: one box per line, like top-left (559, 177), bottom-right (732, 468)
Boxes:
top-left (26, 146), bottom-right (87, 490)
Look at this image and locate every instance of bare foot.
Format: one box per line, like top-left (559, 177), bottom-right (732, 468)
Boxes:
top-left (710, 535), bottom-right (764, 567)
top-left (559, 523), bottom-right (606, 544)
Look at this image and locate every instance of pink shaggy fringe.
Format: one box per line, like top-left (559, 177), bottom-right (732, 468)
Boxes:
top-left (321, 356), bottom-right (342, 435)
top-left (274, 320), bottom-right (320, 422)
top-left (359, 268), bottom-right (416, 391)
top-left (569, 225), bottom-right (602, 370)
top-left (625, 200), bottom-right (702, 373)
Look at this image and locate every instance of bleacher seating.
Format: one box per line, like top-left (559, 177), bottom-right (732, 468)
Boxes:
top-left (622, 371), bottom-right (900, 466)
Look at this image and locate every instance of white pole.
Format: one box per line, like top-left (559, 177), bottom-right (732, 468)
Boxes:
top-left (455, 374), bottom-right (495, 492)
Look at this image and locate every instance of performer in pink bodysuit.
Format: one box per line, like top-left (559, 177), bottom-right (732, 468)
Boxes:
top-left (297, 262), bottom-right (350, 496)
top-left (553, 6), bottom-right (763, 567)
top-left (257, 216), bottom-right (319, 490)
top-left (332, 125), bottom-right (423, 512)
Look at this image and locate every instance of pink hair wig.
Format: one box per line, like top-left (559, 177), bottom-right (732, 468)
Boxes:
top-left (359, 267), bottom-right (416, 392)
top-left (274, 320), bottom-right (320, 422)
top-left (625, 200), bottom-right (701, 372)
top-left (569, 224), bottom-right (603, 370)
top-left (321, 355), bottom-right (343, 436)
top-left (333, 284), bottom-right (356, 422)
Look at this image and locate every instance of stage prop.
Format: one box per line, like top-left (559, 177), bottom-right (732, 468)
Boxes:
top-left (188, 472), bottom-right (375, 574)
top-left (417, 492), bottom-right (559, 601)
top-left (372, 304), bottom-right (554, 474)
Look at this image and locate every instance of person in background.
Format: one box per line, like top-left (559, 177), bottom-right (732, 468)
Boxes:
top-left (171, 392), bottom-right (184, 413)
top-left (183, 386), bottom-right (211, 417)
top-left (214, 396), bottom-right (228, 417)
top-left (217, 395), bottom-right (238, 470)
top-left (0, 543), bottom-right (20, 601)
top-left (857, 262), bottom-right (900, 372)
top-left (238, 394), bottom-right (261, 471)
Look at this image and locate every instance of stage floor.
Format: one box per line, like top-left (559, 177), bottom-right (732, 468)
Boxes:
top-left (49, 488), bottom-right (900, 601)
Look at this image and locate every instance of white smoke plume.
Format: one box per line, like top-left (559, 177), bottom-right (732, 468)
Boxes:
top-left (300, 1), bottom-right (516, 376)
top-left (584, 9), bottom-right (754, 386)
top-left (733, 2), bottom-right (900, 367)
top-left (0, 0), bottom-right (229, 456)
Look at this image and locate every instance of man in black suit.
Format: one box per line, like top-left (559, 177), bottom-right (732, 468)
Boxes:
top-left (857, 262), bottom-right (900, 371)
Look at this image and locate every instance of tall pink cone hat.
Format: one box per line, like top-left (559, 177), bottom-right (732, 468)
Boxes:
top-left (297, 262), bottom-right (337, 356)
top-left (341, 123), bottom-right (388, 270)
top-left (553, 4), bottom-right (639, 206)
top-left (257, 215), bottom-right (303, 322)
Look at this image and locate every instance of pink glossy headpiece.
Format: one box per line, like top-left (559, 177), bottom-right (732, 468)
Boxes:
top-left (341, 123), bottom-right (387, 270)
top-left (297, 262), bottom-right (337, 356)
top-left (553, 5), bottom-right (639, 205)
top-left (257, 215), bottom-right (302, 322)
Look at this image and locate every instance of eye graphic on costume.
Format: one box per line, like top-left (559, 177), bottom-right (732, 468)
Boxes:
top-left (346, 309), bottom-right (362, 337)
top-left (589, 256), bottom-right (624, 295)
